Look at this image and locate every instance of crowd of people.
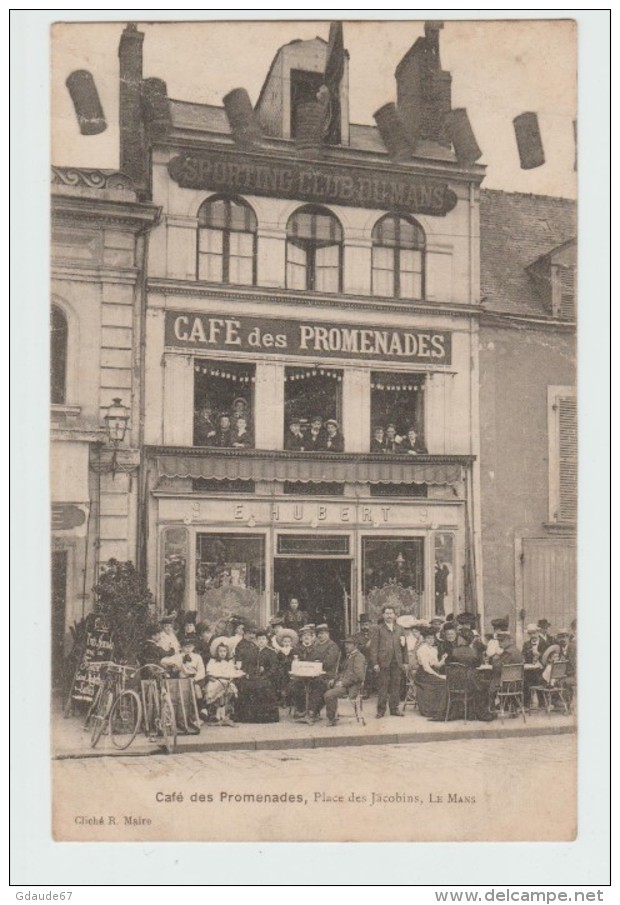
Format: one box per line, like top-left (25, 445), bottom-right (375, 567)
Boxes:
top-left (136, 606), bottom-right (576, 732)
top-left (194, 397), bottom-right (254, 448)
top-left (370, 424), bottom-right (428, 454)
top-left (284, 415), bottom-right (345, 452)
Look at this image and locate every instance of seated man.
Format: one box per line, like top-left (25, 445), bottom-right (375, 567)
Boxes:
top-left (289, 625), bottom-right (324, 722)
top-left (324, 636), bottom-right (367, 727)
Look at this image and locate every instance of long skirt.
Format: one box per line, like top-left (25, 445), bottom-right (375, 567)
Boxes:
top-left (234, 677), bottom-right (280, 723)
top-left (445, 669), bottom-right (496, 722)
top-left (414, 667), bottom-right (448, 720)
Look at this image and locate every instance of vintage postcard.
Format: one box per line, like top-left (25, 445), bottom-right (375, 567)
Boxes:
top-left (50, 17), bottom-right (577, 843)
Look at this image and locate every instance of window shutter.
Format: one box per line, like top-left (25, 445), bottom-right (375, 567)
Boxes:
top-left (558, 266), bottom-right (576, 319)
top-left (558, 396), bottom-right (577, 522)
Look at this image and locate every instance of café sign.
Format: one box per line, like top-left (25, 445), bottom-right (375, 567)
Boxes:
top-left (168, 150), bottom-right (458, 217)
top-left (165, 311), bottom-right (452, 365)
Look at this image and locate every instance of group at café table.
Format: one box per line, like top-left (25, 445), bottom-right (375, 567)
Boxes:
top-left (137, 605), bottom-right (576, 731)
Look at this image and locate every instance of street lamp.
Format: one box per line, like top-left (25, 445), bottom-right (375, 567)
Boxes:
top-left (104, 397), bottom-right (130, 445)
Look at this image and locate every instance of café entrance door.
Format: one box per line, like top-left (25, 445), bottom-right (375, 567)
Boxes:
top-left (273, 558), bottom-right (352, 643)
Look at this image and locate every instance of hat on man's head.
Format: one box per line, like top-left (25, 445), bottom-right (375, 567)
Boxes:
top-left (316, 623), bottom-right (329, 633)
top-left (311, 415), bottom-right (323, 423)
top-left (496, 631), bottom-right (512, 641)
top-left (299, 624), bottom-right (315, 636)
top-left (430, 617), bottom-right (444, 626)
top-left (556, 628), bottom-right (570, 638)
top-left (442, 622), bottom-right (457, 633)
top-left (491, 617), bottom-right (509, 632)
top-left (538, 618), bottom-right (551, 630)
top-left (456, 612), bottom-right (477, 628)
top-left (526, 623), bottom-right (539, 634)
top-left (359, 614), bottom-right (370, 624)
top-left (289, 417), bottom-right (301, 426)
top-left (325, 419), bottom-right (338, 428)
top-left (344, 635), bottom-right (357, 644)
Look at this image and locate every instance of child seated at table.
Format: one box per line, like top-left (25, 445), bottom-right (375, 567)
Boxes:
top-left (202, 643), bottom-right (244, 727)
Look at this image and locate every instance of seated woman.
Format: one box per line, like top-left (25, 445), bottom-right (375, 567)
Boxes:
top-left (202, 642), bottom-right (244, 727)
top-left (233, 626), bottom-right (280, 724)
top-left (446, 629), bottom-right (496, 721)
top-left (414, 625), bottom-right (448, 720)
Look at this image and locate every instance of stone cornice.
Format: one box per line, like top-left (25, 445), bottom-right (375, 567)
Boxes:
top-left (51, 193), bottom-right (161, 231)
top-left (147, 277), bottom-right (481, 320)
top-left (480, 309), bottom-right (576, 332)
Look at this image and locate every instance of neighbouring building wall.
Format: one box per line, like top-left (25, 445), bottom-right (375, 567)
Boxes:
top-left (479, 323), bottom-right (576, 635)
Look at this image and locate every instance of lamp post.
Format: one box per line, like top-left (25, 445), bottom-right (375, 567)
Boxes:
top-left (92, 397), bottom-right (132, 478)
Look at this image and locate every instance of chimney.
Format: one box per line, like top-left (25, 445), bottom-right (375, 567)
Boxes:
top-left (118, 23), bottom-right (148, 191)
top-left (373, 103), bottom-right (412, 162)
top-left (65, 70), bottom-right (107, 135)
top-left (142, 77), bottom-right (172, 140)
top-left (513, 112), bottom-right (545, 170)
top-left (444, 109), bottom-right (482, 165)
top-left (396, 20), bottom-right (452, 147)
top-left (223, 88), bottom-right (262, 147)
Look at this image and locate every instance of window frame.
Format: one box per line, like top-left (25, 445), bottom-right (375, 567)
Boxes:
top-left (196, 195), bottom-right (257, 286)
top-left (51, 304), bottom-right (69, 405)
top-left (286, 205), bottom-right (344, 293)
top-left (371, 213), bottom-right (426, 300)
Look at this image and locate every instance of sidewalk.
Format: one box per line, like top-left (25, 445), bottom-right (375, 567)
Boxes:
top-left (53, 698), bottom-right (576, 760)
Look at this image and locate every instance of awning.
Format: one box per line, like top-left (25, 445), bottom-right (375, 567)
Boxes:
top-left (153, 450), bottom-right (469, 486)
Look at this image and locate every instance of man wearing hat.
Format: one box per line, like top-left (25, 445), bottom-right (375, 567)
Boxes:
top-left (383, 423), bottom-right (402, 454)
top-left (290, 625), bottom-right (323, 720)
top-left (369, 605), bottom-right (406, 718)
top-left (486, 617), bottom-right (509, 660)
top-left (522, 624), bottom-right (548, 665)
top-left (353, 614), bottom-right (376, 695)
top-left (324, 419), bottom-right (344, 452)
top-left (537, 619), bottom-right (555, 647)
top-left (315, 624), bottom-right (341, 681)
top-left (284, 417), bottom-right (305, 451)
top-left (492, 631), bottom-right (524, 668)
top-left (324, 636), bottom-right (367, 727)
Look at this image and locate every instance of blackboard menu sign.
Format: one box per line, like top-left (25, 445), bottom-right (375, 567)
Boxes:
top-left (70, 614), bottom-right (115, 703)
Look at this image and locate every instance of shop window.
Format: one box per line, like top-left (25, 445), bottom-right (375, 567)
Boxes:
top-left (283, 366), bottom-right (343, 451)
top-left (548, 386), bottom-right (577, 524)
top-left (197, 196), bottom-right (257, 285)
top-left (286, 206), bottom-right (343, 293)
top-left (370, 483), bottom-right (427, 498)
top-left (195, 533), bottom-right (265, 627)
top-left (362, 536), bottom-right (424, 622)
top-left (283, 481), bottom-right (344, 495)
top-left (370, 371), bottom-right (426, 453)
top-left (372, 214), bottom-right (425, 299)
top-left (162, 526), bottom-right (189, 614)
top-left (51, 305), bottom-right (68, 405)
top-left (434, 532), bottom-right (455, 617)
top-left (194, 360), bottom-right (255, 448)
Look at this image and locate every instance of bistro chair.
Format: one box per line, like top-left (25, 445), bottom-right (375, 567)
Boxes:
top-left (445, 663), bottom-right (470, 723)
top-left (496, 663), bottom-right (527, 723)
top-left (528, 660), bottom-right (572, 715)
top-left (401, 669), bottom-right (418, 713)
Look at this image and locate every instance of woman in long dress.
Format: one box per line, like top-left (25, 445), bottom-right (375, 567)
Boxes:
top-left (414, 626), bottom-right (448, 719)
top-left (445, 629), bottom-right (496, 721)
top-left (233, 627), bottom-right (280, 723)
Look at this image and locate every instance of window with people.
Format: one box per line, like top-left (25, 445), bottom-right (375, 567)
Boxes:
top-left (286, 206), bottom-right (343, 293)
top-left (372, 214), bottom-right (425, 300)
top-left (193, 360), bottom-right (255, 449)
top-left (370, 371), bottom-right (427, 454)
top-left (197, 196), bottom-right (257, 285)
top-left (283, 366), bottom-right (344, 452)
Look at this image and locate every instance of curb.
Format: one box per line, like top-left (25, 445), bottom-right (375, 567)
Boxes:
top-left (53, 722), bottom-right (576, 761)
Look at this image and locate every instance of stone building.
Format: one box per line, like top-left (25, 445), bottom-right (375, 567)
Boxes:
top-left (50, 166), bottom-right (159, 679)
top-left (479, 189), bottom-right (577, 642)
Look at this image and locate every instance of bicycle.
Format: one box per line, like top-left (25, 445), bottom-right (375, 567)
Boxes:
top-left (86, 662), bottom-right (142, 750)
top-left (135, 664), bottom-right (178, 754)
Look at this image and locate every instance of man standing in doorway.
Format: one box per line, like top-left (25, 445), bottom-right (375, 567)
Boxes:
top-left (369, 605), bottom-right (406, 718)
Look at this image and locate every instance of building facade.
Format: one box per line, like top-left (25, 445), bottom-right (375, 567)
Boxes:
top-left (50, 166), bottom-right (159, 678)
top-left (479, 189), bottom-right (577, 643)
top-left (50, 21), bottom-right (578, 662)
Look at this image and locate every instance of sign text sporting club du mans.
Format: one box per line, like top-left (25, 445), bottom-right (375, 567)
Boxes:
top-left (166, 312), bottom-right (452, 365)
top-left (168, 150), bottom-right (458, 217)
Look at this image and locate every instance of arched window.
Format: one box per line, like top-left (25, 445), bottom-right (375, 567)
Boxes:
top-left (197, 196), bottom-right (257, 285)
top-left (51, 305), bottom-right (68, 404)
top-left (286, 206), bottom-right (343, 293)
top-left (372, 214), bottom-right (425, 299)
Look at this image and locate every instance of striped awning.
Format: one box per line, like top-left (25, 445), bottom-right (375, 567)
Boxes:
top-left (153, 450), bottom-right (469, 486)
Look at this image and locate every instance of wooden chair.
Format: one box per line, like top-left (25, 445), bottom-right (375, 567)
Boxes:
top-left (497, 663), bottom-right (527, 723)
top-left (445, 663), bottom-right (470, 723)
top-left (528, 660), bottom-right (572, 714)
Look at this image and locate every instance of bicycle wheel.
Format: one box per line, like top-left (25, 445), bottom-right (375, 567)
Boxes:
top-left (159, 690), bottom-right (177, 754)
top-left (84, 683), bottom-right (102, 730)
top-left (109, 689), bottom-right (142, 750)
top-left (90, 688), bottom-right (114, 748)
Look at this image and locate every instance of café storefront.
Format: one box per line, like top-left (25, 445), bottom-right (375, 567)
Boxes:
top-left (144, 307), bottom-right (477, 640)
